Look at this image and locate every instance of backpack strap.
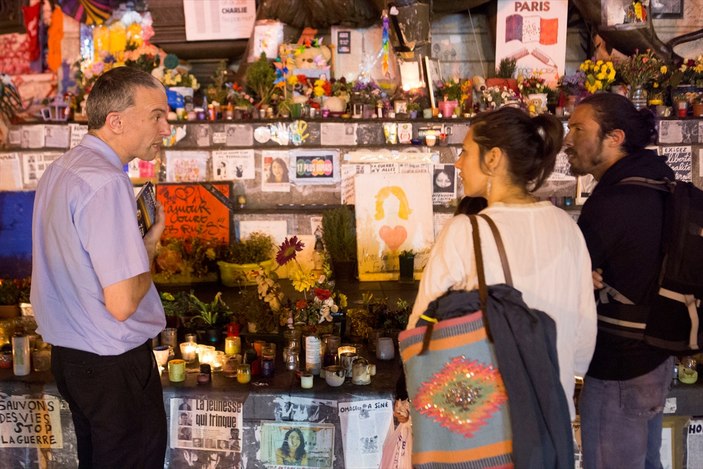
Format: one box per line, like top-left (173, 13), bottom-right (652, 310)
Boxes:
top-left (618, 176), bottom-right (675, 193)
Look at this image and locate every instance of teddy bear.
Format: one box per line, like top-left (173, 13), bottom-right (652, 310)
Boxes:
top-left (294, 44), bottom-right (331, 72)
top-left (280, 40), bottom-right (332, 78)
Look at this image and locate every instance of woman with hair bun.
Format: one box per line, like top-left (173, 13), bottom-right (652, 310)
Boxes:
top-left (407, 107), bottom-right (597, 460)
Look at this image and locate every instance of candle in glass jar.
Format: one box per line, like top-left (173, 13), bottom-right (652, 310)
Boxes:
top-left (337, 345), bottom-right (357, 358)
top-left (237, 364), bottom-right (251, 384)
top-left (225, 336), bottom-right (241, 356)
top-left (301, 372), bottom-right (313, 389)
top-left (180, 342), bottom-right (197, 363)
top-left (168, 359), bottom-right (186, 382)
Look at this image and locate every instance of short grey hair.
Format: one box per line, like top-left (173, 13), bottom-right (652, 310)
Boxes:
top-left (85, 66), bottom-right (164, 130)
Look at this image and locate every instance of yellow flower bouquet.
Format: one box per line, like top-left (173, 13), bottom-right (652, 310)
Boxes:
top-left (579, 59), bottom-right (616, 94)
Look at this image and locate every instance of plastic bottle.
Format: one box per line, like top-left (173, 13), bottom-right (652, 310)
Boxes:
top-left (12, 333), bottom-right (30, 376)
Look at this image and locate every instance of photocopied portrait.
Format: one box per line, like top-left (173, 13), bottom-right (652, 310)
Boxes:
top-left (261, 151), bottom-right (291, 192)
top-left (260, 421), bottom-right (335, 468)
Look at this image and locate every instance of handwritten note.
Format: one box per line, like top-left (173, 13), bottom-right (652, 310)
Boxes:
top-left (69, 123), bottom-right (88, 148)
top-left (660, 146), bottom-right (692, 182)
top-left (0, 395), bottom-right (63, 448)
top-left (156, 182), bottom-right (232, 242)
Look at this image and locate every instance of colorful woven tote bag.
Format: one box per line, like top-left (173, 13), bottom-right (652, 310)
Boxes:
top-left (398, 215), bottom-right (513, 468)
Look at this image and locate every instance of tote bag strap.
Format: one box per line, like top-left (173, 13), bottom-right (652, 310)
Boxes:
top-left (418, 213), bottom-right (508, 353)
top-left (477, 213), bottom-right (513, 286)
top-left (419, 214), bottom-right (489, 354)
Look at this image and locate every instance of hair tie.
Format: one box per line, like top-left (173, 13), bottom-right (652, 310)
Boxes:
top-left (536, 125), bottom-right (546, 140)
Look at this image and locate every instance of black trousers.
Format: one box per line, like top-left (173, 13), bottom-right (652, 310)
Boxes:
top-left (51, 341), bottom-right (167, 469)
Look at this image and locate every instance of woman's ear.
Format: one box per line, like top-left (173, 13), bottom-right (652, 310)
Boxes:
top-left (484, 146), bottom-right (504, 174)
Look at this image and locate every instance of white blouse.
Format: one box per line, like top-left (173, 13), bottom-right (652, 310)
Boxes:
top-left (408, 201), bottom-right (597, 419)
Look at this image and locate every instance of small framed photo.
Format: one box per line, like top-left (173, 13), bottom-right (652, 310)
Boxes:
top-left (290, 150), bottom-right (340, 185)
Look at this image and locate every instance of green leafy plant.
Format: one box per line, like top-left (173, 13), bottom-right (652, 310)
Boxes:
top-left (205, 60), bottom-right (230, 104)
top-left (381, 298), bottom-right (412, 331)
top-left (187, 291), bottom-right (232, 328)
top-left (496, 57), bottom-right (517, 79)
top-left (245, 52), bottom-right (276, 105)
top-left (231, 287), bottom-right (280, 333)
top-left (399, 249), bottom-right (415, 258)
top-left (222, 232), bottom-right (275, 265)
top-left (159, 291), bottom-right (194, 320)
top-left (321, 207), bottom-right (357, 263)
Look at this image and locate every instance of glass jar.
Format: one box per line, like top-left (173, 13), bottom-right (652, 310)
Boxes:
top-left (236, 363), bottom-right (251, 384)
top-left (629, 85), bottom-right (648, 111)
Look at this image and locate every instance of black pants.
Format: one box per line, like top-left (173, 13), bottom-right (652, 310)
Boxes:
top-left (51, 341), bottom-right (167, 469)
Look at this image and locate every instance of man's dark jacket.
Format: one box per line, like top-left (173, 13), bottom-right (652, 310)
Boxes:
top-left (578, 149), bottom-right (673, 380)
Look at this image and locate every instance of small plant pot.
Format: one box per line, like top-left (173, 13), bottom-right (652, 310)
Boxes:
top-left (398, 255), bottom-right (415, 281)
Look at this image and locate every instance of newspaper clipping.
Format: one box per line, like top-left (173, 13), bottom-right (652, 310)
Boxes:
top-left (169, 397), bottom-right (243, 468)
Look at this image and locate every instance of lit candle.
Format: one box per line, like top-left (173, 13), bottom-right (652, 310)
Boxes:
top-left (225, 336), bottom-right (241, 356)
top-left (180, 342), bottom-right (197, 363)
top-left (337, 345), bottom-right (357, 358)
top-left (301, 372), bottom-right (314, 389)
top-left (237, 364), bottom-right (251, 384)
top-left (168, 359), bottom-right (186, 382)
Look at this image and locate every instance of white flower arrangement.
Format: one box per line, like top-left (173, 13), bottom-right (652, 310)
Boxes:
top-left (480, 85), bottom-right (524, 110)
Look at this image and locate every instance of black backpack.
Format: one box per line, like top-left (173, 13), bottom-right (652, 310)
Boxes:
top-left (618, 177), bottom-right (703, 353)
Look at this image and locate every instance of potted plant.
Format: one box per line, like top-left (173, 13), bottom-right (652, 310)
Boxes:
top-left (231, 287), bottom-right (279, 334)
top-left (245, 52), bottom-right (276, 107)
top-left (486, 57), bottom-right (518, 92)
top-left (321, 207), bottom-right (358, 282)
top-left (186, 291), bottom-right (233, 345)
top-left (217, 232), bottom-right (275, 287)
top-left (159, 290), bottom-right (194, 329)
top-left (153, 237), bottom-right (221, 285)
top-left (380, 298), bottom-right (412, 335)
top-left (398, 249), bottom-right (415, 282)
top-left (692, 93), bottom-right (703, 117)
top-left (406, 101), bottom-right (421, 119)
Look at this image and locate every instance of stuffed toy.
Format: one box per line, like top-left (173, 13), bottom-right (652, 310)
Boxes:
top-left (279, 39), bottom-right (332, 78)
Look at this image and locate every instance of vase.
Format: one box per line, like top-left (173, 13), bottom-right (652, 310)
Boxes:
top-left (629, 85), bottom-right (648, 111)
top-left (692, 103), bottom-right (703, 117)
top-left (437, 100), bottom-right (458, 118)
top-left (217, 259), bottom-right (274, 287)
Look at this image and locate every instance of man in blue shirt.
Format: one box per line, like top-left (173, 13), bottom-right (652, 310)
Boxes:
top-left (31, 66), bottom-right (171, 468)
